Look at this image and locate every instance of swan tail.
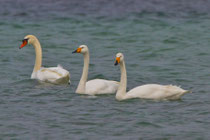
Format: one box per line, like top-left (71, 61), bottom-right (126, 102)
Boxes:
top-left (183, 90), bottom-right (192, 94)
top-left (167, 85), bottom-right (190, 93)
top-left (55, 73), bottom-right (70, 84)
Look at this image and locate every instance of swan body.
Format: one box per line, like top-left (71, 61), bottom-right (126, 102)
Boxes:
top-left (85, 79), bottom-right (119, 95)
top-left (72, 45), bottom-right (119, 95)
top-left (20, 35), bottom-right (70, 84)
top-left (32, 65), bottom-right (70, 84)
top-left (114, 53), bottom-right (190, 101)
top-left (117, 84), bottom-right (189, 101)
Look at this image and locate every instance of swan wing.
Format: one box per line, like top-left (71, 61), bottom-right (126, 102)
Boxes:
top-left (126, 84), bottom-right (189, 100)
top-left (36, 65), bottom-right (70, 84)
top-left (85, 79), bottom-right (119, 95)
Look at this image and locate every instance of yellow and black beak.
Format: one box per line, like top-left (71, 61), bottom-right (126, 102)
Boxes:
top-left (72, 47), bottom-right (82, 53)
top-left (114, 57), bottom-right (120, 66)
top-left (19, 39), bottom-right (28, 49)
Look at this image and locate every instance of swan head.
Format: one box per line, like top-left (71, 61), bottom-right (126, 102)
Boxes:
top-left (19, 35), bottom-right (37, 49)
top-left (114, 53), bottom-right (124, 65)
top-left (72, 45), bottom-right (89, 54)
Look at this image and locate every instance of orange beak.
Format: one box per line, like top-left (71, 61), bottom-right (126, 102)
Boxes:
top-left (114, 57), bottom-right (120, 65)
top-left (72, 47), bottom-right (82, 53)
top-left (77, 48), bottom-right (82, 53)
top-left (19, 39), bottom-right (28, 49)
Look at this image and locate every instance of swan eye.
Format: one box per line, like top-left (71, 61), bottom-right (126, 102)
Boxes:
top-left (22, 38), bottom-right (28, 42)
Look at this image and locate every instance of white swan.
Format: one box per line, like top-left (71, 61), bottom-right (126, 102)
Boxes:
top-left (114, 53), bottom-right (191, 101)
top-left (72, 45), bottom-right (119, 95)
top-left (19, 35), bottom-right (70, 84)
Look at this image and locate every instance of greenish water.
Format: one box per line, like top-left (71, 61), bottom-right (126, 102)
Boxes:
top-left (0, 0), bottom-right (210, 139)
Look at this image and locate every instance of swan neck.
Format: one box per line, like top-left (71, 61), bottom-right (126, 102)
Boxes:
top-left (76, 52), bottom-right (89, 93)
top-left (32, 39), bottom-right (42, 73)
top-left (116, 61), bottom-right (127, 100)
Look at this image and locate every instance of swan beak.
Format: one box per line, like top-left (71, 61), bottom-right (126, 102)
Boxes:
top-left (19, 39), bottom-right (28, 49)
top-left (72, 48), bottom-right (82, 53)
top-left (114, 57), bottom-right (120, 66)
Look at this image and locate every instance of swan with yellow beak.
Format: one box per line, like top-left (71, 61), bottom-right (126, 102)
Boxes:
top-left (114, 53), bottom-right (191, 101)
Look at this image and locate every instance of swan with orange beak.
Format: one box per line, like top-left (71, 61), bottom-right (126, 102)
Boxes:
top-left (72, 45), bottom-right (119, 95)
top-left (114, 53), bottom-right (191, 101)
top-left (19, 35), bottom-right (70, 84)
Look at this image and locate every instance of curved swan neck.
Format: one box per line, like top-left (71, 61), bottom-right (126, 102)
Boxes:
top-left (32, 39), bottom-right (42, 73)
top-left (116, 60), bottom-right (127, 100)
top-left (76, 51), bottom-right (89, 94)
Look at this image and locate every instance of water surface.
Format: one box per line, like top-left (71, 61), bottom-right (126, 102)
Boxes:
top-left (0, 0), bottom-right (210, 139)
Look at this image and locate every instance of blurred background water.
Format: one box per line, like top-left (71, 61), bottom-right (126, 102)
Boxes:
top-left (0, 0), bottom-right (210, 139)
